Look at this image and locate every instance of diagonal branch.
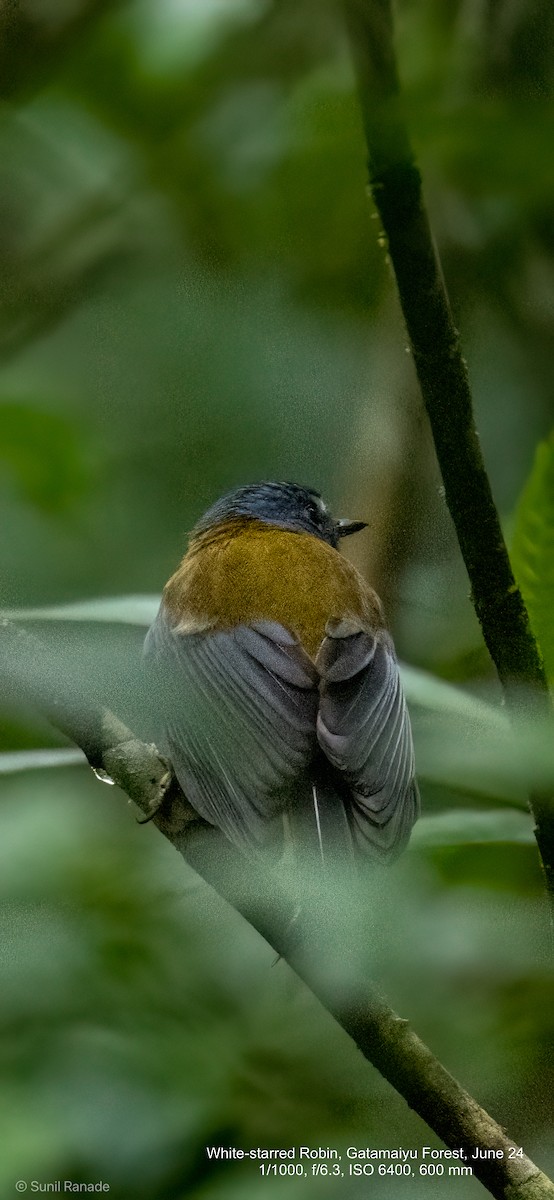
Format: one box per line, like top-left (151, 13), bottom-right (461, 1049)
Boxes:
top-left (1, 617), bottom-right (552, 1200)
top-left (342, 0), bottom-right (554, 897)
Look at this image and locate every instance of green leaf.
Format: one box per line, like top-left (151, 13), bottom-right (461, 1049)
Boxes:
top-left (0, 749), bottom-right (85, 774)
top-left (0, 595), bottom-right (160, 624)
top-left (412, 809), bottom-right (534, 847)
top-left (512, 431), bottom-right (554, 680)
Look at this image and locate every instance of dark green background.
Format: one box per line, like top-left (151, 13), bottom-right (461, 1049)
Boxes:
top-left (1, 2), bottom-right (553, 1197)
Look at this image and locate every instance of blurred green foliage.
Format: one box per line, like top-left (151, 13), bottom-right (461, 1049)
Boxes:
top-left (1, 1), bottom-right (554, 1197)
top-left (512, 433), bottom-right (554, 681)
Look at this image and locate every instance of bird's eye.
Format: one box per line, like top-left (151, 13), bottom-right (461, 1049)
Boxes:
top-left (303, 501), bottom-right (322, 525)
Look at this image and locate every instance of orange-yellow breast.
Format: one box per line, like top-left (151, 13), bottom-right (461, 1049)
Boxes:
top-left (163, 518), bottom-right (383, 659)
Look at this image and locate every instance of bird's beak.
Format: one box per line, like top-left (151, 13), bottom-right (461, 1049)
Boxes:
top-left (335, 518), bottom-right (368, 538)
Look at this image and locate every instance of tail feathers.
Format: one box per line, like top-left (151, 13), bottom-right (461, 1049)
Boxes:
top-left (287, 761), bottom-right (357, 882)
top-left (282, 765), bottom-right (359, 956)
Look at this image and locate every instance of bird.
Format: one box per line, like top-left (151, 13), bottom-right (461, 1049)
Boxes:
top-left (144, 481), bottom-right (419, 871)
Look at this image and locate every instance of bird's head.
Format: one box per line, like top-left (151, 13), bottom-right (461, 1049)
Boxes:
top-left (191, 481), bottom-right (367, 549)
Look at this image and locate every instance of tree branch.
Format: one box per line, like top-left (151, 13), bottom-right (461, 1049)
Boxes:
top-left (342, 0), bottom-right (554, 896)
top-left (2, 617), bottom-right (552, 1200)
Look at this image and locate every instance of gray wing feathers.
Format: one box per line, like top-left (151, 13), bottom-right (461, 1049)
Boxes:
top-left (145, 612), bottom-right (318, 849)
top-left (145, 609), bottom-right (419, 862)
top-left (316, 623), bottom-right (419, 861)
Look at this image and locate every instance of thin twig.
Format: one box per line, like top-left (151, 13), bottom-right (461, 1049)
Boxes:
top-left (1, 617), bottom-right (552, 1199)
top-left (342, 0), bottom-right (554, 896)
